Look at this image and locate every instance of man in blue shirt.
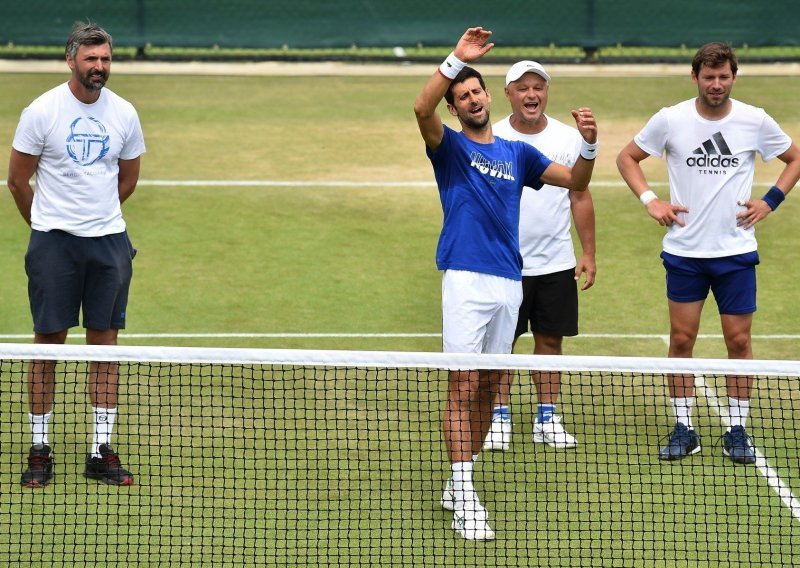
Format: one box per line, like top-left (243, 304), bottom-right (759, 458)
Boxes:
top-left (413, 26), bottom-right (599, 540)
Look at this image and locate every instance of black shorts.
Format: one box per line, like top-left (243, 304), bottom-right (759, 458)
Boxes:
top-left (514, 268), bottom-right (579, 339)
top-left (25, 229), bottom-right (136, 334)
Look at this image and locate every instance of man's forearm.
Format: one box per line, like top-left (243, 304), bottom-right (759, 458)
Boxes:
top-left (7, 181), bottom-right (33, 225)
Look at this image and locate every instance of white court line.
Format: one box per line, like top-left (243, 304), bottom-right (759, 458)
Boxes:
top-left (695, 375), bottom-right (800, 522)
top-left (0, 332), bottom-right (444, 340)
top-left (138, 180), bottom-right (437, 188)
top-left (0, 332), bottom-right (799, 340)
top-left (655, 336), bottom-right (800, 521)
top-left (135, 179), bottom-right (780, 189)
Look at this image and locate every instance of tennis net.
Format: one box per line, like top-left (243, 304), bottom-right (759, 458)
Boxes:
top-left (1, 343), bottom-right (798, 567)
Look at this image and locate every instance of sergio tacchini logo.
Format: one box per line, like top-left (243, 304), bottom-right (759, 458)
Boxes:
top-left (66, 116), bottom-right (110, 167)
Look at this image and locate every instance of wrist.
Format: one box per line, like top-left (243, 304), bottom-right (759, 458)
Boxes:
top-left (761, 185), bottom-right (785, 211)
top-left (639, 190), bottom-right (658, 206)
top-left (580, 139), bottom-right (598, 160)
top-left (439, 51), bottom-right (466, 80)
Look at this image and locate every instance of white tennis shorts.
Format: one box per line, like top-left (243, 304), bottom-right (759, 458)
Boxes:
top-left (441, 269), bottom-right (523, 354)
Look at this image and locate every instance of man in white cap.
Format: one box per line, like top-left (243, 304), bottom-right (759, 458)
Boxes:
top-left (483, 61), bottom-right (597, 452)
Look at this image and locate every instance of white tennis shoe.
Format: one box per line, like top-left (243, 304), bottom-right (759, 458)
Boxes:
top-left (452, 499), bottom-right (495, 541)
top-left (441, 478), bottom-right (492, 515)
top-left (440, 477), bottom-right (455, 511)
top-left (482, 419), bottom-right (511, 451)
top-left (532, 415), bottom-right (578, 448)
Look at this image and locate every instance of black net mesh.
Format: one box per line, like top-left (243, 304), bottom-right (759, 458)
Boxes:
top-left (1, 351), bottom-right (798, 566)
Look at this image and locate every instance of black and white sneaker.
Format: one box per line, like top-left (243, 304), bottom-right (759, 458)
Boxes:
top-left (84, 444), bottom-right (134, 486)
top-left (21, 444), bottom-right (54, 488)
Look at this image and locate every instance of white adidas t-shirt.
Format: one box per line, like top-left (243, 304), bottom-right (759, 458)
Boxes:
top-left (493, 114), bottom-right (582, 276)
top-left (634, 98), bottom-right (791, 258)
top-left (12, 82), bottom-right (146, 237)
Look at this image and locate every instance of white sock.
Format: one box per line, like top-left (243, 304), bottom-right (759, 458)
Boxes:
top-left (728, 397), bottom-right (750, 429)
top-left (672, 397), bottom-right (695, 429)
top-left (451, 461), bottom-right (475, 509)
top-left (91, 407), bottom-right (117, 457)
top-left (29, 412), bottom-right (52, 447)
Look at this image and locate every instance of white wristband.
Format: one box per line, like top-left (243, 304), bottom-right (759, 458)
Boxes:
top-left (439, 51), bottom-right (466, 80)
top-left (639, 190), bottom-right (658, 206)
top-left (580, 139), bottom-right (598, 160)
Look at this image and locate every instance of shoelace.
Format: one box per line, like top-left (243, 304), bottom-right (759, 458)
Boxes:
top-left (101, 451), bottom-right (122, 468)
top-left (28, 453), bottom-right (50, 471)
top-left (725, 428), bottom-right (753, 448)
top-left (713, 428), bottom-right (756, 458)
top-left (663, 425), bottom-right (689, 447)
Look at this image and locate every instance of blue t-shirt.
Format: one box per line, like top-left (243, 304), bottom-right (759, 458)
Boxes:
top-left (426, 125), bottom-right (552, 280)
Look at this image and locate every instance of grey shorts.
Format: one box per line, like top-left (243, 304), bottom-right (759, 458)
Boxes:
top-left (25, 229), bottom-right (136, 334)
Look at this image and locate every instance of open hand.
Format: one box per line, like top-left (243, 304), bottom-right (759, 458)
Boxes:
top-left (453, 27), bottom-right (494, 63)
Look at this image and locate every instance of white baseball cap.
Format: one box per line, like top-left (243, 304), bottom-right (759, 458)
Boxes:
top-left (505, 60), bottom-right (551, 86)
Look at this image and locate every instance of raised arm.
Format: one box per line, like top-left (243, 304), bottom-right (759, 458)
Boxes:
top-left (413, 27), bottom-right (494, 151)
top-left (617, 139), bottom-right (688, 227)
top-left (539, 108), bottom-right (598, 191)
top-left (7, 148), bottom-right (40, 226)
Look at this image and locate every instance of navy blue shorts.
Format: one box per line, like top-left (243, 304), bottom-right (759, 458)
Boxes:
top-left (661, 251), bottom-right (759, 315)
top-left (514, 268), bottom-right (579, 339)
top-left (25, 230), bottom-right (136, 334)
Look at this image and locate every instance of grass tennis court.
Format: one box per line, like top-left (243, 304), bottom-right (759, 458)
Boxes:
top-left (2, 71), bottom-right (799, 355)
top-left (0, 69), bottom-right (799, 566)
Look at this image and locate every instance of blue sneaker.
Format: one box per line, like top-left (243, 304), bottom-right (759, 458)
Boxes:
top-left (658, 422), bottom-right (701, 460)
top-left (722, 425), bottom-right (756, 465)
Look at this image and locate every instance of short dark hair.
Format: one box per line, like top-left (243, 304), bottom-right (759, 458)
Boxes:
top-left (444, 66), bottom-right (487, 105)
top-left (692, 42), bottom-right (737, 76)
top-left (65, 22), bottom-right (113, 59)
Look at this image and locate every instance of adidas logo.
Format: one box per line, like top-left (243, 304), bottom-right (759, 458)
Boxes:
top-left (685, 131), bottom-right (739, 168)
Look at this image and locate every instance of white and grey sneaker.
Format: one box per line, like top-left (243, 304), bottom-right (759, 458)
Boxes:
top-left (440, 476), bottom-right (455, 511)
top-left (532, 415), bottom-right (578, 449)
top-left (452, 499), bottom-right (495, 541)
top-left (482, 418), bottom-right (511, 451)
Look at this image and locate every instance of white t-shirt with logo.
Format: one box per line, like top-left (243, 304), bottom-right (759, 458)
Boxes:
top-left (634, 98), bottom-right (791, 258)
top-left (493, 114), bottom-right (582, 276)
top-left (12, 82), bottom-right (146, 237)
